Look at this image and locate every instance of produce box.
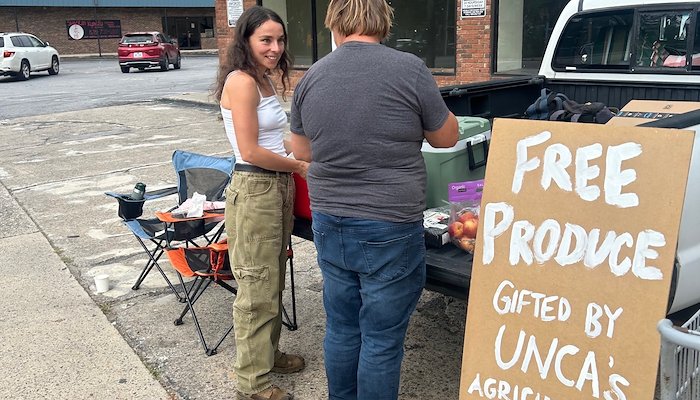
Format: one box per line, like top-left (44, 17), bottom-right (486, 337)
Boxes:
top-left (423, 206), bottom-right (451, 248)
top-left (606, 100), bottom-right (700, 126)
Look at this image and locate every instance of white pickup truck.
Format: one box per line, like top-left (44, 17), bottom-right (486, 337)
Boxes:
top-left (431, 0), bottom-right (700, 314)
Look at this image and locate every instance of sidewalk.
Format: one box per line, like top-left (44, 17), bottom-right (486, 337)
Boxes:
top-left (164, 90), bottom-right (292, 115)
top-left (0, 91), bottom-right (466, 399)
top-left (0, 183), bottom-right (170, 399)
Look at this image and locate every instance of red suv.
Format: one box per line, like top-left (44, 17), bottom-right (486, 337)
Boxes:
top-left (118, 32), bottom-right (181, 73)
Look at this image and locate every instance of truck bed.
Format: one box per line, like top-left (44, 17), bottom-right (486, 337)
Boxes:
top-left (440, 75), bottom-right (700, 121)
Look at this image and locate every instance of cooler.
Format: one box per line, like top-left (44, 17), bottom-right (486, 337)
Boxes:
top-left (422, 116), bottom-right (490, 209)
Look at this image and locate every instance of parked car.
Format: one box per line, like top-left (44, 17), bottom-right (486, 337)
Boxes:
top-left (0, 32), bottom-right (60, 81)
top-left (118, 32), bottom-right (181, 73)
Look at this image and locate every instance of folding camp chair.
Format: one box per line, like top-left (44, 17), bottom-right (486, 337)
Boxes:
top-left (165, 238), bottom-right (298, 356)
top-left (166, 240), bottom-right (236, 356)
top-left (105, 150), bottom-right (234, 299)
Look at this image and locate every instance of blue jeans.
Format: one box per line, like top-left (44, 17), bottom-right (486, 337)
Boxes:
top-left (311, 212), bottom-right (426, 400)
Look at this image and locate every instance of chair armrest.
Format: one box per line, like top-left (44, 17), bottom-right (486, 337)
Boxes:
top-left (106, 186), bottom-right (176, 221)
top-left (155, 210), bottom-right (224, 223)
top-left (144, 186), bottom-right (178, 200)
top-left (105, 186), bottom-right (177, 201)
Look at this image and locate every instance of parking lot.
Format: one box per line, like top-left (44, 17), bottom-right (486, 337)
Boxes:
top-left (0, 81), bottom-right (468, 398)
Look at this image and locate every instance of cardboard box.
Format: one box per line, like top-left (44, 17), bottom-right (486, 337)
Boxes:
top-left (607, 100), bottom-right (700, 126)
top-left (423, 207), bottom-right (451, 248)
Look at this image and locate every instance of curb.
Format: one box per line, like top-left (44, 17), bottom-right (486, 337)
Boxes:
top-left (61, 49), bottom-right (218, 60)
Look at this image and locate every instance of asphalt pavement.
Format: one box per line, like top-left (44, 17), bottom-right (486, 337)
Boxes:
top-left (0, 92), bottom-right (468, 399)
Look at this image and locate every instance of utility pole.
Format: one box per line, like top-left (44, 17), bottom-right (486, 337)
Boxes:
top-left (94, 0), bottom-right (102, 57)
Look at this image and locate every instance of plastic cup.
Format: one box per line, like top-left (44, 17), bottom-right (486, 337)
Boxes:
top-left (95, 274), bottom-right (110, 293)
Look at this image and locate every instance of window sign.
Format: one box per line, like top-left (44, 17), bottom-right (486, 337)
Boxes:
top-left (462, 0), bottom-right (485, 18)
top-left (458, 119), bottom-right (694, 399)
top-left (68, 24), bottom-right (84, 40)
top-left (228, 0), bottom-right (244, 27)
top-left (65, 20), bottom-right (121, 39)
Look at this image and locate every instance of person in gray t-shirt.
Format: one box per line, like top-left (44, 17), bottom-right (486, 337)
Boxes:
top-left (290, 1), bottom-right (458, 399)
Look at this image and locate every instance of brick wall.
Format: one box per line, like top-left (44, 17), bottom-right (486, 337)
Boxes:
top-left (214, 0), bottom-right (257, 57)
top-left (437, 0), bottom-right (492, 86)
top-left (0, 7), bottom-right (215, 55)
top-left (213, 0), bottom-right (493, 93)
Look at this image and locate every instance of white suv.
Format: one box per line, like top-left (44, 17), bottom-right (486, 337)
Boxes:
top-left (0, 32), bottom-right (60, 80)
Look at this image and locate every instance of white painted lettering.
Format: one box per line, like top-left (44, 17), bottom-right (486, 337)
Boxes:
top-left (533, 219), bottom-right (561, 264)
top-left (575, 143), bottom-right (603, 201)
top-left (554, 223), bottom-right (587, 266)
top-left (575, 351), bottom-right (600, 398)
top-left (541, 143), bottom-right (572, 191)
top-left (483, 202), bottom-right (515, 265)
top-left (632, 230), bottom-right (665, 280)
top-left (510, 220), bottom-right (535, 266)
top-left (609, 233), bottom-right (634, 276)
top-left (605, 142), bottom-right (642, 208)
top-left (585, 303), bottom-right (604, 338)
top-left (513, 131), bottom-right (551, 194)
top-left (555, 345), bottom-right (579, 387)
top-left (603, 374), bottom-right (629, 400)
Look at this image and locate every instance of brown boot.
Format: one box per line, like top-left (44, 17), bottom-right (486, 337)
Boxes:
top-left (272, 352), bottom-right (306, 374)
top-left (237, 385), bottom-right (293, 400)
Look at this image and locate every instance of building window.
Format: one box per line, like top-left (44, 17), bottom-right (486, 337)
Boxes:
top-left (263, 0), bottom-right (455, 73)
top-left (494, 0), bottom-right (568, 74)
top-left (263, 0), bottom-right (330, 68)
top-left (386, 0), bottom-right (456, 74)
top-left (162, 16), bottom-right (215, 49)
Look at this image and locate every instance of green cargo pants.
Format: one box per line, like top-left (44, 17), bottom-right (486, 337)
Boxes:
top-left (225, 170), bottom-right (294, 395)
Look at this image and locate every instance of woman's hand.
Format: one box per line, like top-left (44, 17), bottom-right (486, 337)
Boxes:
top-left (294, 160), bottom-right (309, 178)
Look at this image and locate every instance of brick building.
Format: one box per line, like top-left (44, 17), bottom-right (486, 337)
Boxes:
top-left (213, 0), bottom-right (570, 89)
top-left (0, 0), bottom-right (216, 55)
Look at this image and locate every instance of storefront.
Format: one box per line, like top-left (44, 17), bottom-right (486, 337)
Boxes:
top-left (215, 0), bottom-right (570, 87)
top-left (0, 1), bottom-right (216, 55)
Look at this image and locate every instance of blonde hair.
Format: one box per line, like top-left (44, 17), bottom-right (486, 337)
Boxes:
top-left (325, 0), bottom-right (394, 41)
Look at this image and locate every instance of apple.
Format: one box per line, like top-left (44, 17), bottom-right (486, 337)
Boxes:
top-left (462, 217), bottom-right (478, 239)
top-left (458, 211), bottom-right (477, 224)
top-left (448, 221), bottom-right (464, 238)
top-left (458, 237), bottom-right (475, 253)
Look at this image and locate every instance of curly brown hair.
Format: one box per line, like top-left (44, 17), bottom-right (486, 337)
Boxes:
top-left (212, 6), bottom-right (292, 101)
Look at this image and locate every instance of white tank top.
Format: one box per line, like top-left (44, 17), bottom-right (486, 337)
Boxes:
top-left (220, 71), bottom-right (287, 164)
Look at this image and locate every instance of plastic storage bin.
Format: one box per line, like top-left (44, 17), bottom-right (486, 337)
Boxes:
top-left (422, 116), bottom-right (490, 209)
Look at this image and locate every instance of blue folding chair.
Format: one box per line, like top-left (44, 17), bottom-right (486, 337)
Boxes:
top-left (106, 150), bottom-right (234, 300)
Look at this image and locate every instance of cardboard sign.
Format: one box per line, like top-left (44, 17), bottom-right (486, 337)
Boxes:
top-left (459, 119), bottom-right (694, 400)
